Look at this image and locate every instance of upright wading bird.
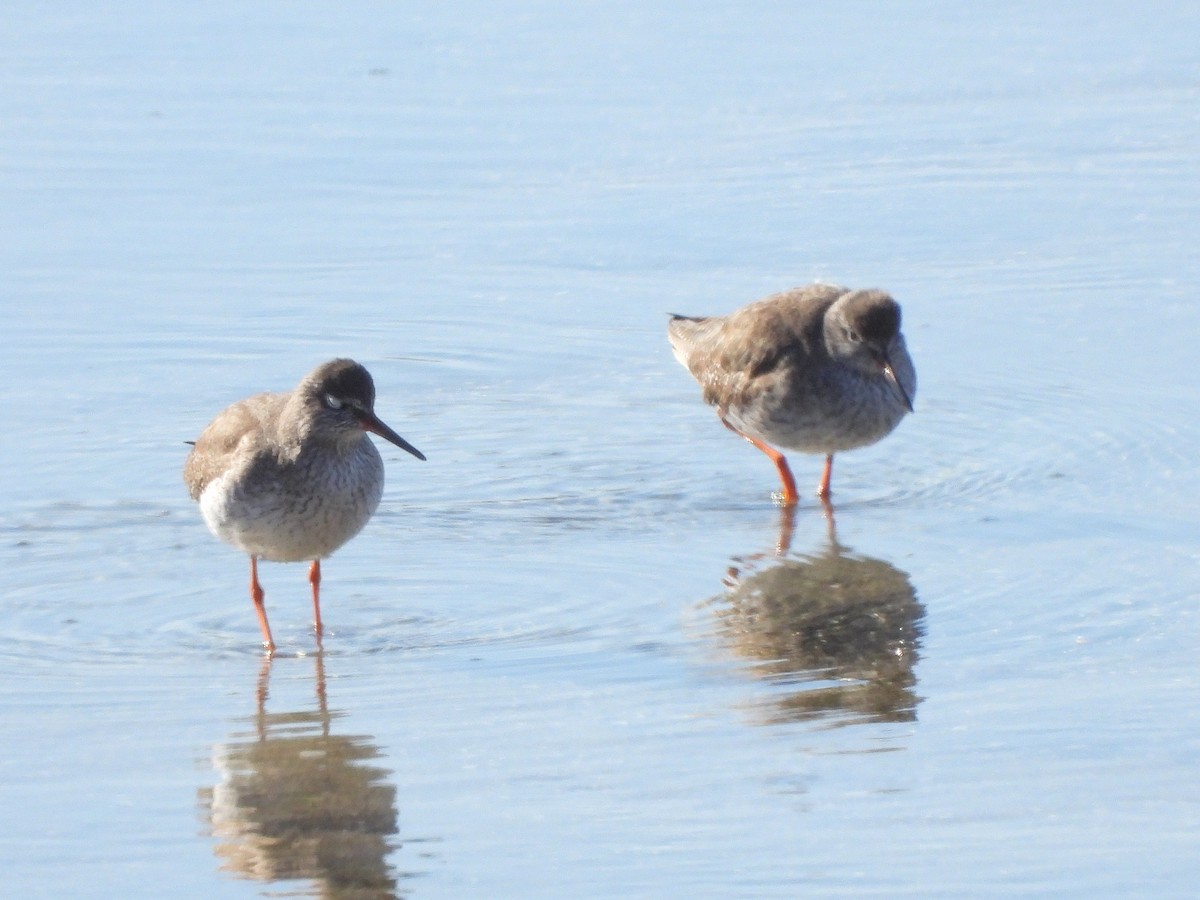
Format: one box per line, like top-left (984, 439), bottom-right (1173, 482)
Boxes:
top-left (184, 358), bottom-right (425, 651)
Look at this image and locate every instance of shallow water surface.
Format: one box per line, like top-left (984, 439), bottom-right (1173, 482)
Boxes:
top-left (2, 2), bottom-right (1200, 897)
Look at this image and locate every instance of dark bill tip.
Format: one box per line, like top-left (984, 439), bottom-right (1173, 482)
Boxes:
top-left (360, 412), bottom-right (426, 461)
top-left (882, 363), bottom-right (915, 413)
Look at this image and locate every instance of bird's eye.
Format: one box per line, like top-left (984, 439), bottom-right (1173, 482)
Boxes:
top-left (846, 328), bottom-right (861, 342)
top-left (324, 394), bottom-right (343, 410)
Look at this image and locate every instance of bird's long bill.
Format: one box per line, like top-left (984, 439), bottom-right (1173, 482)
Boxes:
top-left (359, 411), bottom-right (427, 461)
top-left (882, 359), bottom-right (915, 413)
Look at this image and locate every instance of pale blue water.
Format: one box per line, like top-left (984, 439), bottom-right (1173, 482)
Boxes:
top-left (2, 2), bottom-right (1199, 896)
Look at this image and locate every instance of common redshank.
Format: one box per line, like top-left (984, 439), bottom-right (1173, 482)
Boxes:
top-left (183, 358), bottom-right (425, 651)
top-left (668, 284), bottom-right (915, 506)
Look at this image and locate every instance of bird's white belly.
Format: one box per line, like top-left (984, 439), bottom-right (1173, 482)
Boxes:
top-left (727, 376), bottom-right (909, 455)
top-left (199, 461), bottom-right (384, 563)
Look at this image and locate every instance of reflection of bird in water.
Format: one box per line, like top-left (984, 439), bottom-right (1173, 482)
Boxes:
top-left (199, 654), bottom-right (410, 898)
top-left (714, 508), bottom-right (924, 727)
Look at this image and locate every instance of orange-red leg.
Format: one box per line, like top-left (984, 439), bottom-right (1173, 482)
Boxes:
top-left (309, 559), bottom-right (323, 637)
top-left (249, 555), bottom-right (275, 653)
top-left (817, 454), bottom-right (834, 500)
top-left (720, 417), bottom-right (799, 506)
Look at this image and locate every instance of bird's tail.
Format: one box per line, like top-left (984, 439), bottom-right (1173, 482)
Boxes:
top-left (666, 313), bottom-right (722, 369)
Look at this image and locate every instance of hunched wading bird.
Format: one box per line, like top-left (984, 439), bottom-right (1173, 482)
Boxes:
top-left (668, 284), bottom-right (915, 506)
top-left (183, 358), bottom-right (425, 652)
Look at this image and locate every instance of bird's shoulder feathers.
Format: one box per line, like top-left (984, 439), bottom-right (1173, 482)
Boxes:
top-left (182, 392), bottom-right (288, 499)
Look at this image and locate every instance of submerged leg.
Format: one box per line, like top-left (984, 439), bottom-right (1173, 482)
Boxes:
top-left (720, 416), bottom-right (799, 506)
top-left (309, 559), bottom-right (323, 638)
top-left (249, 555), bottom-right (275, 653)
top-left (817, 453), bottom-right (834, 500)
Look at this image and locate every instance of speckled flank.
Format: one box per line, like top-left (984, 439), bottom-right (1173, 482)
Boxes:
top-left (198, 435), bottom-right (385, 562)
top-left (727, 348), bottom-right (914, 455)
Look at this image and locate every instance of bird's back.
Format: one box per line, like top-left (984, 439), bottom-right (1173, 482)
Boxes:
top-left (183, 392), bottom-right (288, 501)
top-left (669, 285), bottom-right (846, 410)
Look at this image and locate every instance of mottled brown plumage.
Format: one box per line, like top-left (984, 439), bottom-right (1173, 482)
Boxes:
top-left (669, 284), bottom-right (915, 505)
